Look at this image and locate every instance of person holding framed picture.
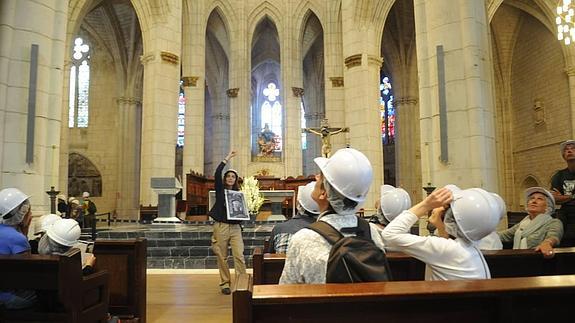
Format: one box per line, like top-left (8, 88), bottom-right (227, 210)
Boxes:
top-left (208, 150), bottom-right (247, 295)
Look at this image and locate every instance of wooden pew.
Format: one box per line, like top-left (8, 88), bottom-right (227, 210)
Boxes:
top-left (93, 238), bottom-right (147, 323)
top-left (252, 247), bottom-right (575, 284)
top-left (234, 273), bottom-right (575, 323)
top-left (0, 249), bottom-right (109, 323)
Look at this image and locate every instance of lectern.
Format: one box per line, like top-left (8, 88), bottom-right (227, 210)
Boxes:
top-left (151, 177), bottom-right (182, 223)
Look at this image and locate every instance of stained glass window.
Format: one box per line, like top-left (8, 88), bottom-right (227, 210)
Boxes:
top-left (260, 83), bottom-right (283, 151)
top-left (380, 75), bottom-right (395, 144)
top-left (177, 83), bottom-right (186, 147)
top-left (301, 103), bottom-right (307, 149)
top-left (69, 37), bottom-right (90, 128)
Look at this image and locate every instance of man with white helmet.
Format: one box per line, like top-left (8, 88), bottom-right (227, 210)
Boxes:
top-left (279, 148), bottom-right (386, 284)
top-left (267, 181), bottom-right (321, 253)
top-left (0, 188), bottom-right (37, 309)
top-left (382, 186), bottom-right (501, 280)
top-left (498, 187), bottom-right (563, 257)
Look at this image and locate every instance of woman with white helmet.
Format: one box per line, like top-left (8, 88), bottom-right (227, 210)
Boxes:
top-left (382, 186), bottom-right (501, 280)
top-left (376, 184), bottom-right (412, 226)
top-left (0, 188), bottom-right (37, 309)
top-left (207, 150), bottom-right (246, 295)
top-left (267, 181), bottom-right (321, 253)
top-left (28, 213), bottom-right (62, 254)
top-left (280, 148), bottom-right (386, 284)
top-left (498, 187), bottom-right (563, 257)
top-left (38, 218), bottom-right (96, 274)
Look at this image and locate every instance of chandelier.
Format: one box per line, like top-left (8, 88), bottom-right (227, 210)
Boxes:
top-left (557, 0), bottom-right (575, 45)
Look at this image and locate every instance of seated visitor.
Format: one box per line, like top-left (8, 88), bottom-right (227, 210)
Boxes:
top-left (38, 218), bottom-right (96, 275)
top-left (267, 181), bottom-right (320, 253)
top-left (29, 213), bottom-right (62, 254)
top-left (279, 148), bottom-right (386, 284)
top-left (0, 188), bottom-right (37, 309)
top-left (382, 186), bottom-right (501, 280)
top-left (378, 184), bottom-right (412, 227)
top-left (498, 187), bottom-right (563, 257)
top-left (430, 185), bottom-right (504, 251)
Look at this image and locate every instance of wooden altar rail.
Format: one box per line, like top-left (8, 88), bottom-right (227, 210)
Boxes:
top-left (186, 171), bottom-right (314, 216)
top-left (252, 247), bottom-right (575, 284)
top-left (233, 273), bottom-right (575, 323)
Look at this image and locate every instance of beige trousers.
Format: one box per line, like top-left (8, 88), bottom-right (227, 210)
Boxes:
top-left (211, 222), bottom-right (246, 287)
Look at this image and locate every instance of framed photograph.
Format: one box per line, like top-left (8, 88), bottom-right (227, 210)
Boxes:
top-left (225, 189), bottom-right (250, 221)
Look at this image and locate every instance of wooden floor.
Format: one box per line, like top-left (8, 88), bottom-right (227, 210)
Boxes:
top-left (147, 271), bottom-right (235, 323)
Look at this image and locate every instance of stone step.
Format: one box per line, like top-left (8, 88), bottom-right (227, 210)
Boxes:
top-left (147, 244), bottom-right (262, 258)
top-left (147, 256), bottom-right (254, 269)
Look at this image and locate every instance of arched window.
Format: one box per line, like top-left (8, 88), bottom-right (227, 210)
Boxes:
top-left (177, 81), bottom-right (186, 147)
top-left (260, 82), bottom-right (283, 151)
top-left (69, 37), bottom-right (91, 128)
top-left (301, 103), bottom-right (307, 149)
top-left (380, 75), bottom-right (395, 144)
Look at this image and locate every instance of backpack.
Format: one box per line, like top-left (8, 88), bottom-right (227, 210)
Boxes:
top-left (309, 216), bottom-right (392, 283)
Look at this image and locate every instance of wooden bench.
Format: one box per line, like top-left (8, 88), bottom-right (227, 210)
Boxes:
top-left (233, 273), bottom-right (575, 323)
top-left (93, 238), bottom-right (147, 323)
top-left (252, 247), bottom-right (575, 284)
top-left (0, 249), bottom-right (109, 323)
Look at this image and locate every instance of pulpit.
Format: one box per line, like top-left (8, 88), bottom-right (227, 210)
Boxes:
top-left (209, 190), bottom-right (295, 221)
top-left (151, 177), bottom-right (182, 223)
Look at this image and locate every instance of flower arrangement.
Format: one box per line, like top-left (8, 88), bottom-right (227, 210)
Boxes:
top-left (241, 176), bottom-right (265, 215)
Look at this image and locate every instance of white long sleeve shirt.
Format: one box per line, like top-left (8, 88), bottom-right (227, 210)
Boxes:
top-left (279, 213), bottom-right (386, 284)
top-left (381, 210), bottom-right (491, 281)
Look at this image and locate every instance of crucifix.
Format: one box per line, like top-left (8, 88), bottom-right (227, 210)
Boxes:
top-left (302, 118), bottom-right (349, 157)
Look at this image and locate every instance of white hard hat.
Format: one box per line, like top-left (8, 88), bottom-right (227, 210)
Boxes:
top-left (82, 192), bottom-right (90, 198)
top-left (46, 218), bottom-right (81, 247)
top-left (68, 197), bottom-right (80, 205)
top-left (444, 184), bottom-right (462, 194)
top-left (450, 188), bottom-right (501, 241)
top-left (525, 187), bottom-right (555, 212)
top-left (35, 214), bottom-right (62, 235)
top-left (297, 182), bottom-right (320, 214)
top-left (380, 184), bottom-right (411, 222)
top-left (490, 192), bottom-right (506, 220)
top-left (0, 188), bottom-right (30, 217)
top-left (314, 148), bottom-right (373, 203)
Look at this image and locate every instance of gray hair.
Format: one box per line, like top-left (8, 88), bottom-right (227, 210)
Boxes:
top-left (1, 200), bottom-right (30, 227)
top-left (38, 234), bottom-right (70, 255)
top-left (323, 178), bottom-right (359, 216)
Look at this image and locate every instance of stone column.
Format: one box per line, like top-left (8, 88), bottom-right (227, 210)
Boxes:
top-left (116, 97), bottom-right (141, 219)
top-left (0, 0), bottom-right (68, 217)
top-left (566, 66), bottom-right (575, 138)
top-left (394, 96), bottom-right (422, 202)
top-left (139, 1), bottom-right (182, 206)
top-left (414, 0), bottom-right (497, 190)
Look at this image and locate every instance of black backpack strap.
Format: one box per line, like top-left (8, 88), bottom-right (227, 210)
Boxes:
top-left (356, 216), bottom-right (373, 240)
top-left (309, 221), bottom-right (343, 245)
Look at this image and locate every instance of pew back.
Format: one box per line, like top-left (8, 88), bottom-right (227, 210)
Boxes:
top-left (234, 273), bottom-right (575, 323)
top-left (93, 238), bottom-right (147, 323)
top-left (0, 249), bottom-right (109, 323)
top-left (252, 247), bottom-right (575, 284)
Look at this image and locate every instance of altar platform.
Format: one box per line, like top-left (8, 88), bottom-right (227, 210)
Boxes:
top-left (92, 220), bottom-right (277, 270)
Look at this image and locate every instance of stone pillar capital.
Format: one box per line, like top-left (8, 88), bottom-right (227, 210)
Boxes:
top-left (140, 52), bottom-right (155, 65)
top-left (160, 51), bottom-right (179, 65)
top-left (226, 88), bottom-right (239, 97)
top-left (182, 76), bottom-right (199, 87)
top-left (344, 54), bottom-right (363, 69)
top-left (565, 65), bottom-right (575, 76)
top-left (367, 55), bottom-right (383, 68)
top-left (329, 77), bottom-right (344, 87)
top-left (116, 97), bottom-right (141, 105)
top-left (291, 87), bottom-right (304, 97)
top-left (393, 97), bottom-right (418, 107)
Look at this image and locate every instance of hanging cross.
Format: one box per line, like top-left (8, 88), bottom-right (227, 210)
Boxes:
top-left (302, 118), bottom-right (349, 157)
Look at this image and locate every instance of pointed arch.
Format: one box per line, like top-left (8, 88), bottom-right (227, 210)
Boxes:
top-left (68, 152), bottom-right (102, 197)
top-left (247, 2), bottom-right (283, 48)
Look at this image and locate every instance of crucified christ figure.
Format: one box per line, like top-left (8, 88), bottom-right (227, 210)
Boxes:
top-left (302, 118), bottom-right (349, 157)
